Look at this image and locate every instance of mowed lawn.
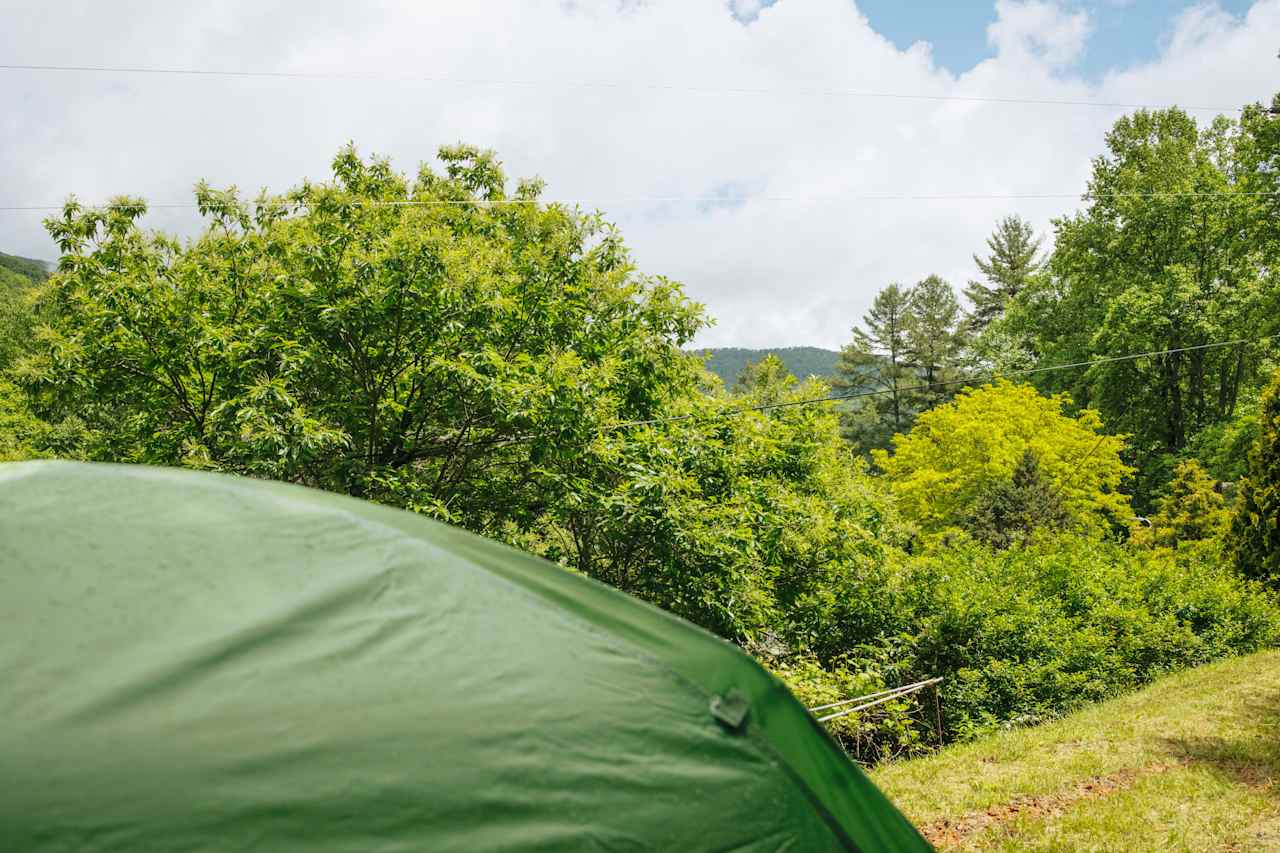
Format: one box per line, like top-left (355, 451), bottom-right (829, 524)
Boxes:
top-left (873, 651), bottom-right (1280, 851)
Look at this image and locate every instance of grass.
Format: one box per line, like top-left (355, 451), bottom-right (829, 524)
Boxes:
top-left (872, 650), bottom-right (1280, 851)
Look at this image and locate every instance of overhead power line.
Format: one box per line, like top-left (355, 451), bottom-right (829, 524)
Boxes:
top-left (0, 63), bottom-right (1247, 113)
top-left (2, 190), bottom-right (1276, 214)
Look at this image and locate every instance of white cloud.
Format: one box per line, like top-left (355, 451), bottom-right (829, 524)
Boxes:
top-left (987, 0), bottom-right (1091, 67)
top-left (0, 0), bottom-right (1275, 348)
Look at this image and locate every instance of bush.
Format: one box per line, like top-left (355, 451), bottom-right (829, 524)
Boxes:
top-left (899, 536), bottom-right (1280, 741)
top-left (755, 533), bottom-right (1278, 761)
top-left (767, 654), bottom-right (933, 765)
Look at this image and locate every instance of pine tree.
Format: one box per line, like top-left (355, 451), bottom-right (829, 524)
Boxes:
top-left (964, 216), bottom-right (1044, 333)
top-left (964, 449), bottom-right (1071, 548)
top-left (834, 283), bottom-right (915, 448)
top-left (1145, 459), bottom-right (1229, 549)
top-left (904, 275), bottom-right (965, 410)
top-left (1227, 368), bottom-right (1280, 583)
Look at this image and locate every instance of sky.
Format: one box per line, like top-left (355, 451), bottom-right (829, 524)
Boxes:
top-left (0, 0), bottom-right (1276, 349)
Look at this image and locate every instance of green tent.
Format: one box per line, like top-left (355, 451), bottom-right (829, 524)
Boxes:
top-left (0, 461), bottom-right (930, 851)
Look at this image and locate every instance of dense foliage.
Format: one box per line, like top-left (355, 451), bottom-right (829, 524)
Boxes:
top-left (772, 535), bottom-right (1278, 761)
top-left (901, 537), bottom-right (1277, 740)
top-left (1137, 459), bottom-right (1230, 552)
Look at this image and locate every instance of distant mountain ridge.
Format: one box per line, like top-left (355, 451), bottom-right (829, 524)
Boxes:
top-left (0, 251), bottom-right (50, 289)
top-left (696, 346), bottom-right (840, 387)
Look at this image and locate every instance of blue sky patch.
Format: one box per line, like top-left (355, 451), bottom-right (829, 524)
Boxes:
top-left (733, 1), bottom-right (1256, 79)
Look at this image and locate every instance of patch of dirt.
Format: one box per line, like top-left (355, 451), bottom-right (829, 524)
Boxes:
top-left (920, 762), bottom-right (1183, 849)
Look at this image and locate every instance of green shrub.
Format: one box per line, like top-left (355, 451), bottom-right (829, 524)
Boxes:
top-left (900, 536), bottom-right (1279, 741)
top-left (767, 653), bottom-right (932, 765)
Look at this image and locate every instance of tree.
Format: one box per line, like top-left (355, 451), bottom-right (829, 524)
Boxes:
top-left (537, 369), bottom-right (906, 646)
top-left (1015, 108), bottom-right (1278, 485)
top-left (873, 380), bottom-right (1133, 537)
top-left (963, 449), bottom-right (1071, 549)
top-left (835, 277), bottom-right (968, 452)
top-left (1227, 368), bottom-right (1280, 583)
top-left (1140, 459), bottom-right (1230, 550)
top-left (732, 353), bottom-right (795, 399)
top-left (964, 216), bottom-right (1043, 334)
top-left (833, 283), bottom-right (915, 450)
top-left (904, 274), bottom-right (965, 411)
top-left (17, 145), bottom-right (705, 538)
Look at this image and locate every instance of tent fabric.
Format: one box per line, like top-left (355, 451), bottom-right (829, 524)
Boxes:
top-left (0, 461), bottom-right (931, 852)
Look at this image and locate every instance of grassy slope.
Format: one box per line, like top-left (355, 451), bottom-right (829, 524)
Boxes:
top-left (874, 650), bottom-right (1280, 851)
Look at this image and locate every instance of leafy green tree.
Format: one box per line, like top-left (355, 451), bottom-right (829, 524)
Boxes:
top-left (17, 145), bottom-right (705, 538)
top-left (0, 379), bottom-right (46, 461)
top-left (1015, 107), bottom-right (1278, 483)
top-left (732, 353), bottom-right (795, 399)
top-left (873, 380), bottom-right (1133, 537)
top-left (1227, 368), bottom-right (1280, 583)
top-left (528, 369), bottom-right (906, 646)
top-left (1237, 93), bottom-right (1280, 261)
top-left (964, 216), bottom-right (1044, 334)
top-left (834, 283), bottom-right (916, 450)
top-left (1139, 459), bottom-right (1230, 550)
top-left (963, 449), bottom-right (1071, 549)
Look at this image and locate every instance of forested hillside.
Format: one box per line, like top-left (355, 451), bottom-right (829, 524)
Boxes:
top-left (2, 96), bottom-right (1279, 767)
top-left (0, 251), bottom-right (48, 289)
top-left (699, 346), bottom-right (839, 386)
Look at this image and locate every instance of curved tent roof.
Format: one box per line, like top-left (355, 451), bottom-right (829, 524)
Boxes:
top-left (0, 461), bottom-right (930, 851)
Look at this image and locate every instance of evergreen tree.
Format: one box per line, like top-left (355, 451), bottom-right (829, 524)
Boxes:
top-left (964, 216), bottom-right (1043, 333)
top-left (1227, 368), bottom-right (1280, 583)
top-left (833, 283), bottom-right (915, 449)
top-left (1143, 459), bottom-right (1229, 549)
top-left (905, 274), bottom-right (965, 410)
top-left (963, 449), bottom-right (1071, 548)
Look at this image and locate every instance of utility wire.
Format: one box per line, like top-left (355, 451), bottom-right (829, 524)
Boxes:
top-left (2, 190), bottom-right (1276, 213)
top-left (0, 63), bottom-right (1247, 113)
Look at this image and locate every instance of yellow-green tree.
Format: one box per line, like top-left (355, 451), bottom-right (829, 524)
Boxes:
top-left (873, 380), bottom-right (1133, 537)
top-left (1139, 459), bottom-right (1230, 550)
